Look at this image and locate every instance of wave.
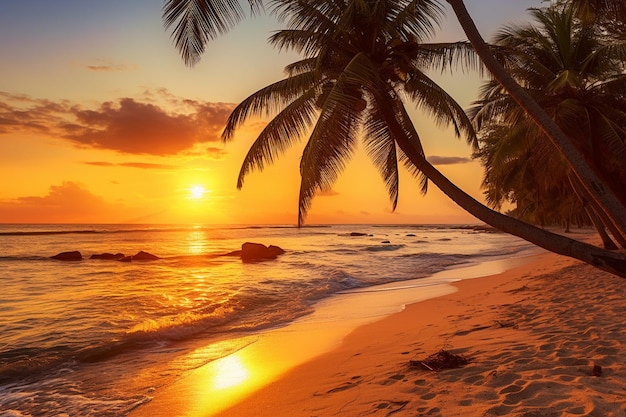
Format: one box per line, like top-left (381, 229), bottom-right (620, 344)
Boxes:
top-left (363, 244), bottom-right (405, 252)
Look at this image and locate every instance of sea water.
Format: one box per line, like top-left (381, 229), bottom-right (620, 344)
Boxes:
top-left (0, 224), bottom-right (539, 416)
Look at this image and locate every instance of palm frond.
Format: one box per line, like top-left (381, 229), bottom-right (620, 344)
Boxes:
top-left (384, 0), bottom-right (444, 41)
top-left (415, 41), bottom-right (482, 74)
top-left (222, 71), bottom-right (317, 140)
top-left (362, 103), bottom-right (400, 210)
top-left (403, 68), bottom-right (477, 148)
top-left (297, 53), bottom-right (370, 225)
top-left (297, 103), bottom-right (359, 226)
top-left (237, 88), bottom-right (319, 188)
top-left (163, 0), bottom-right (258, 66)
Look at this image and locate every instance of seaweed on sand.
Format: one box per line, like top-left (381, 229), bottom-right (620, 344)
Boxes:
top-left (409, 349), bottom-right (470, 371)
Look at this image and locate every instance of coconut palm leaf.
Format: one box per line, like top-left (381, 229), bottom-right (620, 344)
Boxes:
top-left (236, 87), bottom-right (320, 188)
top-left (163, 0), bottom-right (262, 66)
top-left (222, 70), bottom-right (317, 139)
top-left (403, 67), bottom-right (477, 148)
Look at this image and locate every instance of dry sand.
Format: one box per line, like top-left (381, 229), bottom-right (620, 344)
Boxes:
top-left (215, 253), bottom-right (626, 417)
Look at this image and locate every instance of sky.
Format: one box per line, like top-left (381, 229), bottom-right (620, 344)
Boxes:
top-left (0, 0), bottom-right (541, 225)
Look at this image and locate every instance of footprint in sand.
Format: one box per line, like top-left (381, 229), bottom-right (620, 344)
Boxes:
top-left (380, 374), bottom-right (405, 385)
top-left (326, 376), bottom-right (362, 393)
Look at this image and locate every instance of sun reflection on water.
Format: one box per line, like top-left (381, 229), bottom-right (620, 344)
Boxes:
top-left (212, 354), bottom-right (249, 390)
top-left (186, 230), bottom-right (207, 255)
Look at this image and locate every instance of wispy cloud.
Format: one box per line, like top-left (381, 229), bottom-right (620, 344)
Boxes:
top-left (0, 90), bottom-right (237, 155)
top-left (86, 64), bottom-right (134, 72)
top-left (84, 161), bottom-right (177, 169)
top-left (427, 155), bottom-right (472, 165)
top-left (82, 58), bottom-right (139, 73)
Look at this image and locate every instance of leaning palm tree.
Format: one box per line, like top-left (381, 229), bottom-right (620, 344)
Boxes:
top-left (471, 5), bottom-right (626, 245)
top-left (164, 0), bottom-right (626, 237)
top-left (220, 0), bottom-right (626, 277)
top-left (445, 0), bottom-right (626, 239)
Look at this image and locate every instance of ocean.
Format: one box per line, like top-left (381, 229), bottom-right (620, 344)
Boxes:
top-left (0, 223), bottom-right (540, 416)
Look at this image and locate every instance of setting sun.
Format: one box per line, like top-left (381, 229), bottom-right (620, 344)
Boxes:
top-left (189, 185), bottom-right (207, 200)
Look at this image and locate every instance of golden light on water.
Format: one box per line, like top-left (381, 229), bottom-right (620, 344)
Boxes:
top-left (187, 230), bottom-right (207, 255)
top-left (212, 355), bottom-right (249, 390)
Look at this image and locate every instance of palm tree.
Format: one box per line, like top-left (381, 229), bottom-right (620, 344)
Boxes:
top-left (445, 0), bottom-right (626, 240)
top-left (474, 120), bottom-right (620, 249)
top-left (163, 0), bottom-right (626, 239)
top-left (474, 124), bottom-right (576, 225)
top-left (219, 0), bottom-right (626, 277)
top-left (470, 5), bottom-right (626, 245)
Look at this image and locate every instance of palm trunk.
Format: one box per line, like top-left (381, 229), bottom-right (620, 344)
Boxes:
top-left (567, 173), bottom-right (619, 249)
top-left (445, 0), bottom-right (626, 239)
top-left (569, 173), bottom-right (626, 248)
top-left (397, 140), bottom-right (626, 278)
top-left (588, 206), bottom-right (619, 250)
top-left (376, 94), bottom-right (626, 277)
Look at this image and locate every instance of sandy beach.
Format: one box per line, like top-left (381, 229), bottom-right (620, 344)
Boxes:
top-left (132, 250), bottom-right (626, 417)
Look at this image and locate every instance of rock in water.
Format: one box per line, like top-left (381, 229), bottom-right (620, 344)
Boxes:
top-left (91, 253), bottom-right (125, 260)
top-left (132, 251), bottom-right (160, 261)
top-left (50, 251), bottom-right (82, 261)
top-left (240, 242), bottom-right (284, 262)
top-left (268, 245), bottom-right (285, 256)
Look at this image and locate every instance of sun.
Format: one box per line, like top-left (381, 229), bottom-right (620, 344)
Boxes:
top-left (189, 185), bottom-right (207, 200)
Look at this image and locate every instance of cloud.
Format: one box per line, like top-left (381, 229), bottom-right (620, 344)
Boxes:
top-left (84, 161), bottom-right (177, 169)
top-left (86, 64), bottom-right (133, 72)
top-left (0, 181), bottom-right (129, 223)
top-left (81, 58), bottom-right (139, 72)
top-left (0, 90), bottom-right (236, 155)
top-left (183, 146), bottom-right (229, 159)
top-left (427, 155), bottom-right (472, 165)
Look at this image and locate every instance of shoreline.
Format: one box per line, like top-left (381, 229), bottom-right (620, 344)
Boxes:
top-left (129, 250), bottom-right (549, 417)
top-left (214, 251), bottom-right (626, 416)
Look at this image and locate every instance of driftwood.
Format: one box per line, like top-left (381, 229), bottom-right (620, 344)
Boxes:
top-left (409, 349), bottom-right (470, 371)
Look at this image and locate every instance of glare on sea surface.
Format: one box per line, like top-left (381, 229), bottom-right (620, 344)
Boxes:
top-left (186, 229), bottom-right (207, 255)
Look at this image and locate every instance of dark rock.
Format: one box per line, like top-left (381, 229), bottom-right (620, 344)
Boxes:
top-left (268, 245), bottom-right (285, 256)
top-left (91, 252), bottom-right (125, 260)
top-left (240, 242), bottom-right (284, 262)
top-left (132, 251), bottom-right (160, 261)
top-left (381, 240), bottom-right (390, 244)
top-left (224, 250), bottom-right (242, 257)
top-left (406, 234), bottom-right (416, 237)
top-left (350, 232), bottom-right (368, 236)
top-left (118, 256), bottom-right (133, 262)
top-left (50, 251), bottom-right (82, 261)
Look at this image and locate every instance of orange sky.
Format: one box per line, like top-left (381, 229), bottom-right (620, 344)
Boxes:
top-left (0, 0), bottom-right (539, 225)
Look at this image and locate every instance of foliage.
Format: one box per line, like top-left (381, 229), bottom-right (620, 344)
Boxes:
top-left (470, 3), bottom-right (626, 226)
top-left (222, 0), bottom-right (479, 225)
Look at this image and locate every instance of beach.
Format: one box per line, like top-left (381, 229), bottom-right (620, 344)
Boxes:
top-left (1, 224), bottom-right (541, 416)
top-left (133, 249), bottom-right (626, 417)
